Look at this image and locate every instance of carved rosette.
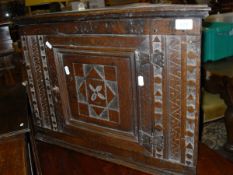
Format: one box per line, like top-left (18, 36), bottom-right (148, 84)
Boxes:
top-left (185, 36), bottom-right (200, 166)
top-left (151, 35), bottom-right (164, 159)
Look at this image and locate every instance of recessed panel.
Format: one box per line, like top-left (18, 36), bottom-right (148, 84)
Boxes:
top-left (58, 52), bottom-right (135, 132)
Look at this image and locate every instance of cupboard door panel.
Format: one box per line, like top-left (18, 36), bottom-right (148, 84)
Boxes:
top-left (56, 52), bottom-right (136, 132)
top-left (45, 35), bottom-right (144, 140)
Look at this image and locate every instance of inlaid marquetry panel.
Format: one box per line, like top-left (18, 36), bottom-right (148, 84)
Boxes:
top-left (74, 63), bottom-right (119, 123)
top-left (49, 45), bottom-right (136, 133)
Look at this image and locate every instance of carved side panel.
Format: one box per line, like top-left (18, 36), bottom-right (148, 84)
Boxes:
top-left (21, 35), bottom-right (58, 131)
top-left (146, 34), bottom-right (200, 167)
top-left (38, 35), bottom-right (58, 131)
top-left (21, 36), bottom-right (42, 127)
top-left (150, 35), bottom-right (182, 161)
top-left (185, 36), bottom-right (200, 166)
top-left (151, 35), bottom-right (164, 159)
top-left (166, 36), bottom-right (182, 162)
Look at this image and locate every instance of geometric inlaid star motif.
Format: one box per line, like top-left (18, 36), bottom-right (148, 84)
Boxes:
top-left (74, 63), bottom-right (119, 123)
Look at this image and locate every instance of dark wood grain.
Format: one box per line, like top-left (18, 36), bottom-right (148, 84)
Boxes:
top-left (0, 85), bottom-right (29, 137)
top-left (37, 141), bottom-right (233, 175)
top-left (37, 140), bottom-right (150, 175)
top-left (0, 22), bottom-right (15, 86)
top-left (0, 134), bottom-right (29, 175)
top-left (197, 144), bottom-right (233, 175)
top-left (15, 4), bottom-right (209, 26)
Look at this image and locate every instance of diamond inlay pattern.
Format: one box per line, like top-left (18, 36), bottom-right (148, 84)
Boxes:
top-left (74, 63), bottom-right (119, 123)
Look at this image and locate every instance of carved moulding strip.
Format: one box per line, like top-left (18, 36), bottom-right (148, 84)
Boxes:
top-left (30, 35), bottom-right (52, 129)
top-left (150, 34), bottom-right (199, 167)
top-left (166, 36), bottom-right (182, 163)
top-left (38, 35), bottom-right (58, 131)
top-left (21, 36), bottom-right (42, 127)
top-left (29, 35), bottom-right (52, 129)
top-left (151, 35), bottom-right (164, 159)
top-left (151, 35), bottom-right (184, 162)
top-left (150, 35), bottom-right (199, 167)
top-left (185, 36), bottom-right (200, 166)
top-left (22, 35), bottom-right (58, 131)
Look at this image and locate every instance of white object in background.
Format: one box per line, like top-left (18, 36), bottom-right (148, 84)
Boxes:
top-left (5, 13), bottom-right (10, 17)
top-left (78, 2), bottom-right (86, 11)
top-left (71, 1), bottom-right (87, 11)
top-left (89, 0), bottom-right (105, 9)
top-left (64, 66), bottom-right (70, 75)
top-left (138, 76), bottom-right (144, 87)
top-left (71, 2), bottom-right (80, 10)
top-left (206, 70), bottom-right (212, 80)
top-left (175, 19), bottom-right (193, 30)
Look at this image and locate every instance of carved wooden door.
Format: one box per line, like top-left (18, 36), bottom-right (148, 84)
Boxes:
top-left (26, 34), bottom-right (156, 169)
top-left (44, 35), bottom-right (141, 135)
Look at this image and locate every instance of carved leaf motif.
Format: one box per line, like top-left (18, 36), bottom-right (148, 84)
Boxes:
top-left (96, 85), bottom-right (102, 91)
top-left (98, 93), bottom-right (105, 100)
top-left (89, 84), bottom-right (95, 92)
top-left (91, 93), bottom-right (97, 101)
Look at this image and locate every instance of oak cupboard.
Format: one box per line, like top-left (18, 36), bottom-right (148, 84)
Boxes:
top-left (16, 4), bottom-right (210, 175)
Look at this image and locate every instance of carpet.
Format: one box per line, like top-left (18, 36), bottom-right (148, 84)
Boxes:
top-left (201, 119), bottom-right (233, 162)
top-left (202, 119), bottom-right (227, 150)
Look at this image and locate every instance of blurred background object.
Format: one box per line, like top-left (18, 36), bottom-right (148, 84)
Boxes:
top-left (0, 0), bottom-right (25, 22)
